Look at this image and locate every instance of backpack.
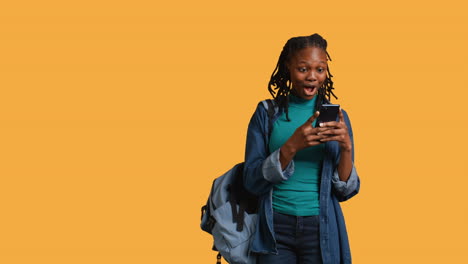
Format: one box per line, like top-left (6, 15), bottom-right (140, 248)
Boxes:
top-left (200, 163), bottom-right (258, 264)
top-left (200, 100), bottom-right (276, 264)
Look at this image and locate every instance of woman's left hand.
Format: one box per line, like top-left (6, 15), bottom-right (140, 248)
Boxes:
top-left (316, 109), bottom-right (352, 152)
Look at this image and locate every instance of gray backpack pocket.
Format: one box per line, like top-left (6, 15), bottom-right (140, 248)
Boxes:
top-left (211, 201), bottom-right (257, 264)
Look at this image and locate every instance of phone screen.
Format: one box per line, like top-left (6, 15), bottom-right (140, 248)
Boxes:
top-left (315, 104), bottom-right (340, 127)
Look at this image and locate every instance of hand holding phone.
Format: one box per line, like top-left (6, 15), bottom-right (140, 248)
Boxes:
top-left (315, 105), bottom-right (353, 152)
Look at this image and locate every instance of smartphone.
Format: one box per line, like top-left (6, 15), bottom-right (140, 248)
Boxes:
top-left (315, 104), bottom-right (340, 127)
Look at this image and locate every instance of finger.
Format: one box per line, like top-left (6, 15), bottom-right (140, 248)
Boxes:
top-left (306, 134), bottom-right (324, 142)
top-left (308, 126), bottom-right (333, 136)
top-left (324, 127), bottom-right (348, 135)
top-left (318, 129), bottom-right (336, 136)
top-left (319, 121), bottom-right (340, 128)
top-left (320, 134), bottom-right (346, 142)
top-left (316, 127), bottom-right (332, 135)
top-left (306, 138), bottom-right (324, 146)
top-left (339, 108), bottom-right (345, 123)
top-left (304, 111), bottom-right (320, 126)
top-left (320, 120), bottom-right (348, 129)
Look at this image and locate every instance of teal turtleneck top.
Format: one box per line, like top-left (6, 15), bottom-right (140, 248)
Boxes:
top-left (268, 94), bottom-right (325, 216)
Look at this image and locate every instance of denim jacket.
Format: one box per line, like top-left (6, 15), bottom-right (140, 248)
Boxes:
top-left (243, 100), bottom-right (360, 264)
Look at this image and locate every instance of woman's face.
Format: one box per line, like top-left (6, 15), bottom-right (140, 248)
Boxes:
top-left (287, 46), bottom-right (328, 100)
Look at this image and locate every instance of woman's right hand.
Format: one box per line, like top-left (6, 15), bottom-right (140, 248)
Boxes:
top-left (279, 111), bottom-right (324, 169)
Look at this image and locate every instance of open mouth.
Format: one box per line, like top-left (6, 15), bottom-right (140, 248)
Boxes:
top-left (304, 86), bottom-right (317, 94)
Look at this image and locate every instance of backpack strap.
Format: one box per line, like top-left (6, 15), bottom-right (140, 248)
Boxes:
top-left (266, 99), bottom-right (275, 118)
top-left (230, 190), bottom-right (247, 232)
top-left (229, 163), bottom-right (247, 232)
top-left (263, 99), bottom-right (277, 138)
top-left (227, 101), bottom-right (276, 233)
top-left (262, 99), bottom-right (277, 118)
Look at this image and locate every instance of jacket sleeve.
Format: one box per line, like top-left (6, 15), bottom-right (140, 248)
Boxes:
top-left (243, 102), bottom-right (295, 196)
top-left (331, 109), bottom-right (361, 202)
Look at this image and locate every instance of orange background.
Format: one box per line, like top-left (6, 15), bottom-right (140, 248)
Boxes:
top-left (1, 0), bottom-right (467, 263)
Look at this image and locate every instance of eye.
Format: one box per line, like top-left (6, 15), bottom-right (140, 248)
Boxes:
top-left (317, 68), bottom-right (325, 73)
top-left (298, 67), bottom-right (307, 73)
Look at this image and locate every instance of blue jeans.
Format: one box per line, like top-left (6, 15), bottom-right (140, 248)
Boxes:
top-left (258, 211), bottom-right (323, 264)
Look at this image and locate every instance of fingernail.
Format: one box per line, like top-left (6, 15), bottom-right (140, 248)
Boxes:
top-left (319, 123), bottom-right (324, 127)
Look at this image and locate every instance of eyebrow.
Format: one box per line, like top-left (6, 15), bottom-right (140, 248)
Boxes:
top-left (297, 60), bottom-right (327, 64)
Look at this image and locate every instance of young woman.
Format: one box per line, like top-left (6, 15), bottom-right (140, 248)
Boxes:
top-left (243, 34), bottom-right (360, 264)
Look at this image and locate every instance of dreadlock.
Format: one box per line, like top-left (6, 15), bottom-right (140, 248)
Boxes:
top-left (268, 33), bottom-right (337, 121)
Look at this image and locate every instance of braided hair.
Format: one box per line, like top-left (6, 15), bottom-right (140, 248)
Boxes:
top-left (268, 33), bottom-right (337, 121)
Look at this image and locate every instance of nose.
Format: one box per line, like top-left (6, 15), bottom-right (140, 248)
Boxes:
top-left (306, 71), bottom-right (317, 82)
